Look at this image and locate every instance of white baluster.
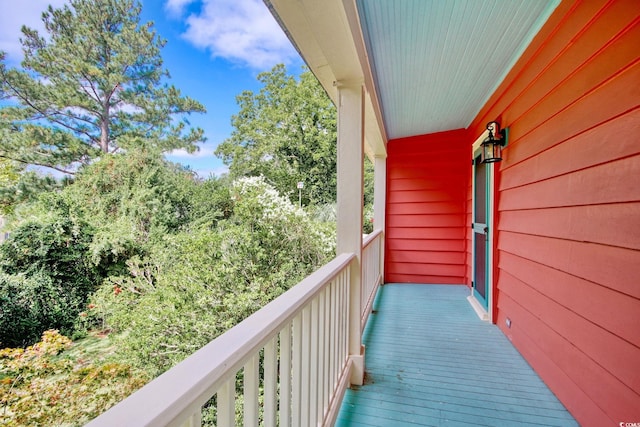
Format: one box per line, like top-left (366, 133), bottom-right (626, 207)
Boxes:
top-left (217, 378), bottom-right (235, 427)
top-left (263, 337), bottom-right (278, 426)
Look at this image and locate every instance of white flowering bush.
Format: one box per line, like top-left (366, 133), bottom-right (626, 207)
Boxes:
top-left (92, 176), bottom-right (336, 375)
top-left (232, 176), bottom-right (335, 254)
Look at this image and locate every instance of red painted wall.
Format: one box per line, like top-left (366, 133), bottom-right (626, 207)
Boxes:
top-left (467, 0), bottom-right (640, 425)
top-left (385, 129), bottom-right (469, 284)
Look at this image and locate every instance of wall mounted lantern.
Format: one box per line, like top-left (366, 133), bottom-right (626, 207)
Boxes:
top-left (482, 121), bottom-right (508, 163)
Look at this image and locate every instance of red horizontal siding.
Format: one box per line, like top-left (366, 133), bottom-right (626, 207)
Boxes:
top-left (499, 231), bottom-right (640, 299)
top-left (500, 203), bottom-right (640, 250)
top-left (500, 155), bottom-right (640, 210)
top-left (386, 214), bottom-right (465, 228)
top-left (388, 190), bottom-right (465, 204)
top-left (503, 61), bottom-right (640, 168)
top-left (385, 129), bottom-right (469, 285)
top-left (497, 293), bottom-right (615, 427)
top-left (386, 250), bottom-right (465, 266)
top-left (387, 202), bottom-right (466, 215)
top-left (504, 2), bottom-right (640, 132)
top-left (389, 227), bottom-right (465, 240)
top-left (385, 274), bottom-right (464, 285)
top-left (386, 262), bottom-right (464, 277)
top-left (500, 270), bottom-right (640, 393)
top-left (467, 0), bottom-right (640, 425)
top-left (387, 239), bottom-right (463, 252)
top-left (499, 109), bottom-right (640, 190)
top-left (499, 251), bottom-right (640, 349)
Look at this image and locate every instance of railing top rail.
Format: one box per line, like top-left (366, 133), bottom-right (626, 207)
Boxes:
top-left (86, 252), bottom-right (356, 427)
top-left (362, 228), bottom-right (383, 249)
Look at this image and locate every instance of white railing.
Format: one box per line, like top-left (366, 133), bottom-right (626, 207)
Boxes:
top-left (86, 253), bottom-right (356, 427)
top-left (361, 229), bottom-right (383, 331)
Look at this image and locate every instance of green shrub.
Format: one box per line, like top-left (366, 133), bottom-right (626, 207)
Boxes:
top-left (0, 214), bottom-right (96, 284)
top-left (67, 150), bottom-right (197, 235)
top-left (0, 273), bottom-right (68, 348)
top-left (0, 207), bottom-right (99, 347)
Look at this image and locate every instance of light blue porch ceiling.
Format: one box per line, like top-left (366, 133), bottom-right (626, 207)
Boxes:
top-left (356, 0), bottom-right (559, 140)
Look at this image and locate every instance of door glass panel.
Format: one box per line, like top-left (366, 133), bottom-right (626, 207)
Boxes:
top-left (474, 156), bottom-right (486, 224)
top-left (473, 153), bottom-right (488, 309)
top-left (474, 232), bottom-right (486, 299)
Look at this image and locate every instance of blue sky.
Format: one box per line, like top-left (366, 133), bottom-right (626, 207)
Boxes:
top-left (0, 0), bottom-right (305, 178)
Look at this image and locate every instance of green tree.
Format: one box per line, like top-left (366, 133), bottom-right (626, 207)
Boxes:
top-left (0, 158), bottom-right (21, 213)
top-left (0, 158), bottom-right (18, 186)
top-left (216, 64), bottom-right (337, 206)
top-left (0, 0), bottom-right (205, 175)
top-left (60, 149), bottom-right (205, 275)
top-left (0, 166), bottom-right (63, 216)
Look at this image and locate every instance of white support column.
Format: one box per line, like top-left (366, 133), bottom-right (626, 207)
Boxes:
top-left (336, 81), bottom-right (365, 386)
top-left (373, 155), bottom-right (386, 281)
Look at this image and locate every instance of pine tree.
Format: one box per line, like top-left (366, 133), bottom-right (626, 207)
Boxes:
top-left (0, 0), bottom-right (206, 174)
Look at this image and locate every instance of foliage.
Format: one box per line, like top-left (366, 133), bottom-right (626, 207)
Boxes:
top-left (92, 177), bottom-right (335, 376)
top-left (363, 203), bottom-right (374, 234)
top-left (0, 273), bottom-right (66, 349)
top-left (0, 197), bottom-right (93, 280)
top-left (184, 174), bottom-right (235, 230)
top-left (0, 159), bottom-right (19, 191)
top-left (217, 64), bottom-right (376, 220)
top-left (65, 150), bottom-right (198, 267)
top-left (0, 159), bottom-right (21, 214)
top-left (0, 4), bottom-right (367, 422)
top-left (0, 170), bottom-right (64, 216)
top-left (70, 149), bottom-right (229, 232)
top-left (0, 0), bottom-right (205, 175)
top-left (216, 64), bottom-right (337, 206)
top-left (0, 201), bottom-right (100, 347)
top-left (0, 149), bottom-right (237, 349)
top-left (0, 150), bottom-right (217, 347)
top-left (0, 330), bottom-right (148, 426)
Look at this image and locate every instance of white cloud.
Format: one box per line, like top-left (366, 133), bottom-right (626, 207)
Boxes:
top-left (195, 165), bottom-right (229, 178)
top-left (176, 0), bottom-right (298, 70)
top-left (165, 145), bottom-right (228, 178)
top-left (164, 0), bottom-right (197, 18)
top-left (168, 147), bottom-right (216, 158)
top-left (0, 0), bottom-right (68, 62)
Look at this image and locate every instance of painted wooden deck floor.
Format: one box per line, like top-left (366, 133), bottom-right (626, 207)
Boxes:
top-left (335, 284), bottom-right (578, 427)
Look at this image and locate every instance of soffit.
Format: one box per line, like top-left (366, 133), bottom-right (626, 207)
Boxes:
top-left (265, 0), bottom-right (559, 146)
top-left (357, 0), bottom-right (559, 139)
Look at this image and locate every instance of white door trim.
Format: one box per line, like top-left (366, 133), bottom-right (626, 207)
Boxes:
top-left (470, 129), bottom-right (496, 323)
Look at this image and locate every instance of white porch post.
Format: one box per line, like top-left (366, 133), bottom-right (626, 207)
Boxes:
top-left (373, 155), bottom-right (386, 280)
top-left (336, 81), bottom-right (365, 386)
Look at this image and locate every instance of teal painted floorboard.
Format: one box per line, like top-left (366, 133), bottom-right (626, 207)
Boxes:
top-left (335, 284), bottom-right (578, 427)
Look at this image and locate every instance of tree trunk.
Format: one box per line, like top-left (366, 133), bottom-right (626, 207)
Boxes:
top-left (100, 104), bottom-right (109, 153)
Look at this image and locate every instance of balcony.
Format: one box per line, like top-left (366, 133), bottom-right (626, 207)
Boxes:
top-left (336, 284), bottom-right (577, 426)
top-left (82, 1), bottom-right (640, 424)
top-left (86, 229), bottom-right (576, 426)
